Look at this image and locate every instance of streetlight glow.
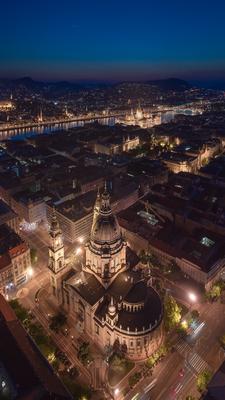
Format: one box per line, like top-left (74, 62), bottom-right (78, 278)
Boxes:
top-left (114, 388), bottom-right (119, 396)
top-left (78, 237), bottom-right (84, 244)
top-left (75, 247), bottom-right (82, 255)
top-left (27, 267), bottom-right (34, 277)
top-left (188, 292), bottom-right (197, 302)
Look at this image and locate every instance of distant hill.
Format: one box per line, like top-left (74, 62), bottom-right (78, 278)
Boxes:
top-left (0, 77), bottom-right (83, 95)
top-left (145, 78), bottom-right (192, 91)
top-left (0, 76), bottom-right (192, 98)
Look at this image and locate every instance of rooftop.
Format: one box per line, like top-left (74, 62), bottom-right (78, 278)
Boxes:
top-left (0, 224), bottom-right (24, 256)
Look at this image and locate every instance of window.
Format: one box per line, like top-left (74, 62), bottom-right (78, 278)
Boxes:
top-left (200, 236), bottom-right (215, 247)
top-left (95, 324), bottom-right (99, 335)
top-left (137, 210), bottom-right (159, 226)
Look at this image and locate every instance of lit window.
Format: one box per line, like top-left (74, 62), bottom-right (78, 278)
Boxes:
top-left (137, 210), bottom-right (158, 226)
top-left (200, 236), bottom-right (215, 247)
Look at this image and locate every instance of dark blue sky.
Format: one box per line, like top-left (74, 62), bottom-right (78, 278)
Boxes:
top-left (1, 0), bottom-right (225, 84)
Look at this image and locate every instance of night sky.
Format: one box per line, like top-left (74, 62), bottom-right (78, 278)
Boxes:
top-left (1, 0), bottom-right (225, 85)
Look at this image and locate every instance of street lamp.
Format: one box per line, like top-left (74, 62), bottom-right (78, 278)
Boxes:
top-left (27, 266), bottom-right (34, 277)
top-left (114, 388), bottom-right (119, 397)
top-left (75, 247), bottom-right (82, 256)
top-left (78, 236), bottom-right (84, 244)
top-left (188, 292), bottom-right (197, 311)
top-left (188, 292), bottom-right (197, 303)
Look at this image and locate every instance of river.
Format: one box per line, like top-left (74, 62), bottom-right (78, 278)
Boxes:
top-left (0, 109), bottom-right (196, 141)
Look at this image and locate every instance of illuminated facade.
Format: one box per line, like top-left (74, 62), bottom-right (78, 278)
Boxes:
top-left (94, 135), bottom-right (140, 155)
top-left (116, 106), bottom-right (161, 128)
top-left (0, 237), bottom-right (31, 297)
top-left (49, 187), bottom-right (163, 361)
top-left (0, 101), bottom-right (14, 111)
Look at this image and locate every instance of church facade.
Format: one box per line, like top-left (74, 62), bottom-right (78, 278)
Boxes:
top-left (48, 188), bottom-right (163, 361)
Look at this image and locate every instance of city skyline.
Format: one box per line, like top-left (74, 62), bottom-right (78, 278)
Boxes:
top-left (1, 0), bottom-right (225, 87)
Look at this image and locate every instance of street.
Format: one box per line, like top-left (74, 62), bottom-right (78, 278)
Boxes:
top-left (123, 300), bottom-right (225, 400)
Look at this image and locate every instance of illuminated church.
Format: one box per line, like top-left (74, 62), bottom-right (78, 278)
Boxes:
top-left (48, 187), bottom-right (163, 360)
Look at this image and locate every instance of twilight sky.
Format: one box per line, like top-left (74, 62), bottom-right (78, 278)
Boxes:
top-left (1, 0), bottom-right (225, 85)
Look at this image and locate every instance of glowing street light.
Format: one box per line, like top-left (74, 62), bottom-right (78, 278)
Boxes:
top-left (181, 319), bottom-right (188, 330)
top-left (78, 236), bottom-right (84, 244)
top-left (188, 292), bottom-right (197, 303)
top-left (114, 388), bottom-right (119, 397)
top-left (27, 267), bottom-right (34, 277)
top-left (75, 247), bottom-right (82, 256)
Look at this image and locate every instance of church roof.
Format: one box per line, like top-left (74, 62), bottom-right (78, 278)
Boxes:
top-left (124, 281), bottom-right (147, 303)
top-left (94, 282), bottom-right (162, 335)
top-left (66, 267), bottom-right (163, 335)
top-left (116, 287), bottom-right (162, 333)
top-left (66, 270), bottom-right (105, 306)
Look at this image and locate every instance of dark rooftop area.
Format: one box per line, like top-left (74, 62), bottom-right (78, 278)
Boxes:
top-left (0, 294), bottom-right (72, 400)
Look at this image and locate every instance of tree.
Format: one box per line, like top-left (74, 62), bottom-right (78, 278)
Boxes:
top-left (29, 322), bottom-right (49, 346)
top-left (139, 249), bottom-right (148, 264)
top-left (9, 299), bottom-right (29, 324)
top-left (164, 295), bottom-right (182, 331)
top-left (146, 344), bottom-right (168, 369)
top-left (112, 339), bottom-right (121, 355)
top-left (77, 342), bottom-right (92, 365)
top-left (197, 370), bottom-right (212, 393)
top-left (139, 250), bottom-right (156, 269)
top-left (206, 285), bottom-right (221, 300)
top-left (28, 322), bottom-right (56, 360)
top-left (129, 372), bottom-right (141, 388)
top-left (104, 343), bottom-right (113, 360)
top-left (49, 312), bottom-right (67, 333)
top-left (191, 310), bottom-right (200, 320)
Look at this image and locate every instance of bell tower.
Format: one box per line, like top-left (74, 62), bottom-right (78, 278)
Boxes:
top-left (85, 186), bottom-right (127, 288)
top-left (48, 208), bottom-right (66, 301)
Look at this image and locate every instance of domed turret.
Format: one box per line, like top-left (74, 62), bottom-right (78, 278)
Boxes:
top-left (85, 186), bottom-right (127, 288)
top-left (108, 297), bottom-right (116, 316)
top-left (90, 184), bottom-right (122, 246)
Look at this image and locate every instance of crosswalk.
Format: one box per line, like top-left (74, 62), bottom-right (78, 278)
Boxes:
top-left (188, 352), bottom-right (209, 374)
top-left (176, 338), bottom-right (209, 374)
top-left (176, 338), bottom-right (191, 354)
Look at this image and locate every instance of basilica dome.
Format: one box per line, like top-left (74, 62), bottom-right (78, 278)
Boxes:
top-left (90, 187), bottom-right (123, 246)
top-left (91, 213), bottom-right (122, 244)
top-left (85, 185), bottom-right (127, 287)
